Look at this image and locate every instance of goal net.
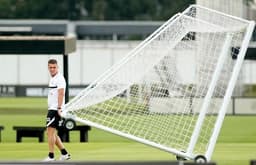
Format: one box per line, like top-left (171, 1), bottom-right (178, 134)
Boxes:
top-left (63, 5), bottom-right (254, 161)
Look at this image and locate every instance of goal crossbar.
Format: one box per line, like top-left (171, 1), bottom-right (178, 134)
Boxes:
top-left (66, 13), bottom-right (187, 110)
top-left (65, 13), bottom-right (182, 108)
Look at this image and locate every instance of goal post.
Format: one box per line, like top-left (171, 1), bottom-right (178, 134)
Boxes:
top-left (205, 18), bottom-right (255, 160)
top-left (187, 33), bottom-right (233, 156)
top-left (63, 5), bottom-right (255, 162)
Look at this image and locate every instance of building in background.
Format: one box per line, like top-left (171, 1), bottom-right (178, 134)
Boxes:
top-left (197, 0), bottom-right (247, 18)
top-left (0, 0), bottom-right (256, 97)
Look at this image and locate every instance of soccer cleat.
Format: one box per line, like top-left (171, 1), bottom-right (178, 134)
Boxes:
top-left (59, 154), bottom-right (71, 161)
top-left (42, 156), bottom-right (55, 162)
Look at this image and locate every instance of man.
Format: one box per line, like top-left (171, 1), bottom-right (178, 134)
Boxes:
top-left (44, 59), bottom-right (70, 161)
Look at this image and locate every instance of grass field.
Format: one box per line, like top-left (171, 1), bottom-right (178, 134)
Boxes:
top-left (0, 97), bottom-right (256, 165)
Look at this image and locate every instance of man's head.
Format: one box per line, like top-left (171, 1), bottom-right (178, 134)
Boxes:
top-left (48, 59), bottom-right (58, 77)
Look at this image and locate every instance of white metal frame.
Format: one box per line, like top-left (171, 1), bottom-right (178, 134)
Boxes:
top-left (205, 20), bottom-right (255, 161)
top-left (64, 5), bottom-right (255, 162)
top-left (187, 34), bottom-right (233, 157)
top-left (65, 13), bottom-right (182, 110)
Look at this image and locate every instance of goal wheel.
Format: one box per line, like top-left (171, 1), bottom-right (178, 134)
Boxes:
top-left (194, 155), bottom-right (207, 163)
top-left (64, 118), bottom-right (76, 130)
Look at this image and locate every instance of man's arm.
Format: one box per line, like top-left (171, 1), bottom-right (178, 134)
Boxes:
top-left (58, 88), bottom-right (65, 116)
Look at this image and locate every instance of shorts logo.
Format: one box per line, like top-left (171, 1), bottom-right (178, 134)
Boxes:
top-left (58, 120), bottom-right (63, 127)
top-left (46, 117), bottom-right (51, 122)
top-left (46, 117), bottom-right (55, 127)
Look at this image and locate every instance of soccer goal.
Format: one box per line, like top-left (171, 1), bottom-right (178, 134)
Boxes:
top-left (63, 5), bottom-right (255, 162)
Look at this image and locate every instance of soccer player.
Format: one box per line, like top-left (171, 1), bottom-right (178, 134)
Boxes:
top-left (43, 59), bottom-right (71, 161)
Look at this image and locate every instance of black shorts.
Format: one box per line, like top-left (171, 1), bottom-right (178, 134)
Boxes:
top-left (46, 110), bottom-right (62, 128)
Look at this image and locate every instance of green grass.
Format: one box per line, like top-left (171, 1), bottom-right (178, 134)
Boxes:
top-left (0, 97), bottom-right (46, 114)
top-left (1, 97), bottom-right (256, 165)
top-left (0, 143), bottom-right (173, 161)
top-left (1, 142), bottom-right (256, 164)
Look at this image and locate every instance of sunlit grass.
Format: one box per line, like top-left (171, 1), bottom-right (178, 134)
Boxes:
top-left (1, 97), bottom-right (256, 165)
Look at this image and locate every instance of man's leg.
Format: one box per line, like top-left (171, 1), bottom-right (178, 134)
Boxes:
top-left (55, 134), bottom-right (65, 150)
top-left (47, 127), bottom-right (56, 158)
top-left (55, 134), bottom-right (70, 160)
top-left (44, 110), bottom-right (57, 161)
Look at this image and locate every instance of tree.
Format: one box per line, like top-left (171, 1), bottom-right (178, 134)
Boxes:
top-left (0, 0), bottom-right (195, 20)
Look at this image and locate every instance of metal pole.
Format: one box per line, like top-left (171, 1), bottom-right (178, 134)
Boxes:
top-left (63, 54), bottom-right (69, 103)
top-left (187, 34), bottom-right (232, 156)
top-left (58, 54), bottom-right (69, 140)
top-left (205, 21), bottom-right (255, 161)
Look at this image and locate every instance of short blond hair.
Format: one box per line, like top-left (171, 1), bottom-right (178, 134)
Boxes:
top-left (48, 59), bottom-right (57, 64)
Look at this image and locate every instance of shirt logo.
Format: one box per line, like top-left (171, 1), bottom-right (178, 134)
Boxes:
top-left (48, 86), bottom-right (57, 89)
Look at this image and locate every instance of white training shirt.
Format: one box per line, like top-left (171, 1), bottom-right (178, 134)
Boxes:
top-left (48, 72), bottom-right (66, 110)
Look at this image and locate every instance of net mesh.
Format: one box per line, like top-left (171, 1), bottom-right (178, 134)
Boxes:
top-left (64, 5), bottom-right (251, 157)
